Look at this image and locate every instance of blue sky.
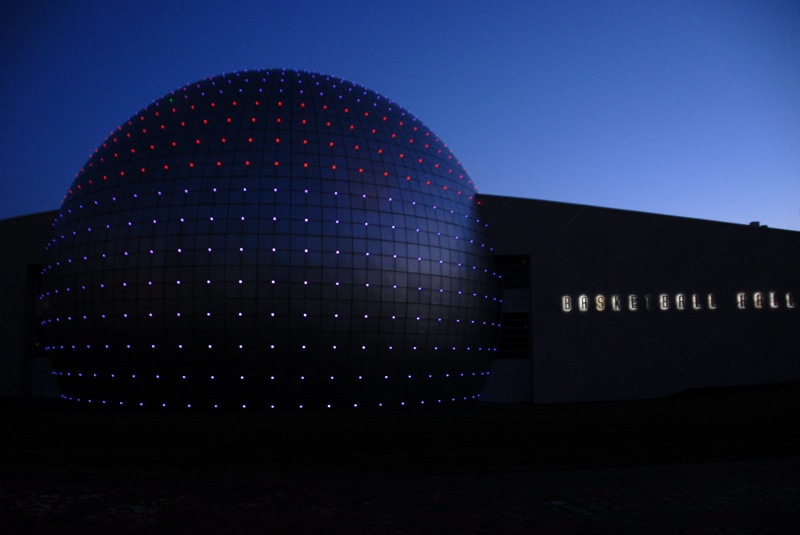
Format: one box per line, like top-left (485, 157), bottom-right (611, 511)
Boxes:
top-left (2, 0), bottom-right (799, 230)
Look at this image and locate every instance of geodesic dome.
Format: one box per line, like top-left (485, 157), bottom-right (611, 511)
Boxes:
top-left (40, 69), bottom-right (500, 409)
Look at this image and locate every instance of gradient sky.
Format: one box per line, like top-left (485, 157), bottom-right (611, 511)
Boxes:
top-left (2, 0), bottom-right (799, 230)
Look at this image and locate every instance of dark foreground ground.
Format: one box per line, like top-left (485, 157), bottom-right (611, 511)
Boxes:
top-left (2, 383), bottom-right (800, 534)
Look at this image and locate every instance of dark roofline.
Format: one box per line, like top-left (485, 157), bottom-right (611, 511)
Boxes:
top-left (476, 193), bottom-right (800, 236)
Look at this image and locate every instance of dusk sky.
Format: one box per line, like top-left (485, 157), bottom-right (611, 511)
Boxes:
top-left (2, 0), bottom-right (798, 230)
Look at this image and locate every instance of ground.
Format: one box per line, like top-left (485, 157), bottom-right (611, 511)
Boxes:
top-left (2, 384), bottom-right (799, 533)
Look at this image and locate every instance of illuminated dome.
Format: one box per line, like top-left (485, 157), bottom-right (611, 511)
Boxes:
top-left (39, 69), bottom-right (500, 409)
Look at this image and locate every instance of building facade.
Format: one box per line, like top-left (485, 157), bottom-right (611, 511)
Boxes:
top-left (0, 211), bottom-right (59, 398)
top-left (479, 195), bottom-right (800, 403)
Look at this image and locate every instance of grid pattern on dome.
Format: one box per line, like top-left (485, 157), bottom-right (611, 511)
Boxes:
top-left (39, 69), bottom-right (501, 409)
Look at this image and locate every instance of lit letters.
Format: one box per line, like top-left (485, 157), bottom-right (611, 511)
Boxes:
top-left (561, 291), bottom-right (795, 313)
top-left (595, 295), bottom-right (605, 311)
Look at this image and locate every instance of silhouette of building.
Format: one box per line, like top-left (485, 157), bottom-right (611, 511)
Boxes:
top-left (1, 69), bottom-right (798, 406)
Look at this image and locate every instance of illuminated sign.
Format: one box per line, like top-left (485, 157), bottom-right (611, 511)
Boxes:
top-left (562, 292), bottom-right (796, 313)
